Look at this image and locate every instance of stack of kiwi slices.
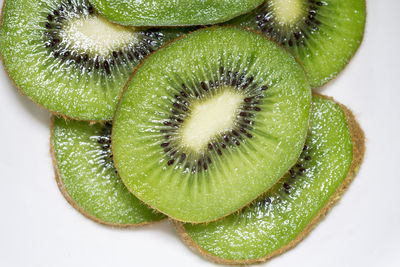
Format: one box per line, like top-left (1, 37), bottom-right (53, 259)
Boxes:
top-left (0, 0), bottom-right (366, 265)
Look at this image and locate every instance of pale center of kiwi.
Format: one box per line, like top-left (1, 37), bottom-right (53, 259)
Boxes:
top-left (271, 0), bottom-right (305, 24)
top-left (181, 90), bottom-right (243, 152)
top-left (63, 15), bottom-right (137, 55)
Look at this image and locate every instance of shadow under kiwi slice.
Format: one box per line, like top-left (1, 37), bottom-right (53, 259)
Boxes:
top-left (174, 94), bottom-right (365, 264)
top-left (51, 117), bottom-right (166, 226)
top-left (0, 0), bottom-right (186, 121)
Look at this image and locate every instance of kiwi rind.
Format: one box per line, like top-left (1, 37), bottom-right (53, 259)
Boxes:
top-left (88, 0), bottom-right (264, 27)
top-left (225, 0), bottom-right (366, 89)
top-left (111, 26), bottom-right (312, 223)
top-left (0, 0), bottom-right (73, 123)
top-left (50, 117), bottom-right (166, 227)
top-left (0, 0), bottom-right (189, 122)
top-left (173, 93), bottom-right (365, 264)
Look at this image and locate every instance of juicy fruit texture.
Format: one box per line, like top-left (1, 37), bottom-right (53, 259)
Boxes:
top-left (51, 117), bottom-right (166, 225)
top-left (89, 0), bottom-right (264, 26)
top-left (0, 0), bottom-right (184, 121)
top-left (112, 27), bottom-right (311, 223)
top-left (227, 0), bottom-right (366, 88)
top-left (176, 95), bottom-right (365, 263)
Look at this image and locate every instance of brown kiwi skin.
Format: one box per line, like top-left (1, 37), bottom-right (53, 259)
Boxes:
top-left (111, 26), bottom-right (312, 224)
top-left (0, 0), bottom-right (177, 124)
top-left (0, 0), bottom-right (109, 123)
top-left (50, 117), bottom-right (166, 228)
top-left (232, 0), bottom-right (367, 90)
top-left (173, 93), bottom-right (366, 265)
top-left (314, 0), bottom-right (367, 91)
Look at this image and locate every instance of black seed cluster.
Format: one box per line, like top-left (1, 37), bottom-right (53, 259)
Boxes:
top-left (96, 122), bottom-right (116, 172)
top-left (42, 0), bottom-right (164, 75)
top-left (283, 144), bottom-right (312, 194)
top-left (160, 67), bottom-right (269, 173)
top-left (256, 0), bottom-right (327, 47)
top-left (253, 144), bottom-right (312, 209)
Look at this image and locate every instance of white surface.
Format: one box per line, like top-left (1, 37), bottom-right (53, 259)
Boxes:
top-left (1, 1), bottom-right (399, 266)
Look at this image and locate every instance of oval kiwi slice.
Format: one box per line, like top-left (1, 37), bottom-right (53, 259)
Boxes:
top-left (112, 27), bottom-right (311, 223)
top-left (174, 94), bottom-right (365, 264)
top-left (89, 0), bottom-right (264, 26)
top-left (226, 0), bottom-right (366, 88)
top-left (0, 0), bottom-right (186, 121)
top-left (51, 117), bottom-right (166, 226)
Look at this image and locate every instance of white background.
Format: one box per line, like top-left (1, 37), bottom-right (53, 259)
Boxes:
top-left (0, 1), bottom-right (399, 266)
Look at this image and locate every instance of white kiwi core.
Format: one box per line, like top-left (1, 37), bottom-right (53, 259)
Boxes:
top-left (271, 0), bottom-right (305, 25)
top-left (62, 15), bottom-right (137, 56)
top-left (181, 90), bottom-right (243, 153)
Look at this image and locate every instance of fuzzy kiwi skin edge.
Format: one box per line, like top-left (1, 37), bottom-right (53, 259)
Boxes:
top-left (0, 0), bottom-right (108, 124)
top-left (226, 0), bottom-right (367, 90)
top-left (1, 1), bottom-right (160, 226)
top-left (173, 93), bottom-right (365, 265)
top-left (111, 26), bottom-right (312, 224)
top-left (314, 0), bottom-right (367, 90)
top-left (50, 117), bottom-right (166, 227)
top-left (0, 0), bottom-right (192, 123)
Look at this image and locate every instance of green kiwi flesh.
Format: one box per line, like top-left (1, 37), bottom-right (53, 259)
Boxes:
top-left (175, 94), bottom-right (365, 264)
top-left (89, 0), bottom-right (264, 26)
top-left (51, 117), bottom-right (166, 226)
top-left (112, 27), bottom-right (311, 223)
top-left (226, 0), bottom-right (366, 88)
top-left (0, 0), bottom-right (186, 121)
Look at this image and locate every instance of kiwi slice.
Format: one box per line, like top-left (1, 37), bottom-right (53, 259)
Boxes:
top-left (0, 0), bottom-right (185, 121)
top-left (88, 0), bottom-right (264, 26)
top-left (174, 94), bottom-right (365, 264)
top-left (112, 27), bottom-right (311, 223)
top-left (51, 117), bottom-right (166, 226)
top-left (226, 0), bottom-right (366, 88)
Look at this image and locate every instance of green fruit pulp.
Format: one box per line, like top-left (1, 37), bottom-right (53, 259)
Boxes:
top-left (112, 27), bottom-right (311, 223)
top-left (52, 117), bottom-right (165, 225)
top-left (227, 0), bottom-right (366, 88)
top-left (0, 0), bottom-right (185, 121)
top-left (181, 95), bottom-right (354, 261)
top-left (89, 0), bottom-right (264, 26)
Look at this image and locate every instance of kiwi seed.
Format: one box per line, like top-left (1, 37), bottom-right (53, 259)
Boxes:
top-left (0, 0), bottom-right (185, 120)
top-left (51, 117), bottom-right (166, 226)
top-left (256, 0), bottom-right (328, 47)
top-left (158, 69), bottom-right (267, 173)
top-left (227, 0), bottom-right (366, 88)
top-left (112, 27), bottom-right (311, 223)
top-left (175, 94), bottom-right (366, 264)
top-left (40, 0), bottom-right (164, 76)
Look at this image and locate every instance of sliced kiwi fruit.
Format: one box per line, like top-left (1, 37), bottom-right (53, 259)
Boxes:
top-left (0, 0), bottom-right (187, 121)
top-left (51, 117), bottom-right (166, 226)
top-left (88, 0), bottom-right (264, 26)
top-left (226, 0), bottom-right (366, 88)
top-left (174, 94), bottom-right (365, 264)
top-left (112, 27), bottom-right (311, 223)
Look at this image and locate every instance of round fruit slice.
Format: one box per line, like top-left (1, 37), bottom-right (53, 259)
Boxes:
top-left (51, 117), bottom-right (166, 226)
top-left (174, 94), bottom-right (365, 264)
top-left (0, 0), bottom-right (186, 121)
top-left (89, 0), bottom-right (264, 26)
top-left (112, 27), bottom-right (311, 223)
top-left (226, 0), bottom-right (366, 88)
